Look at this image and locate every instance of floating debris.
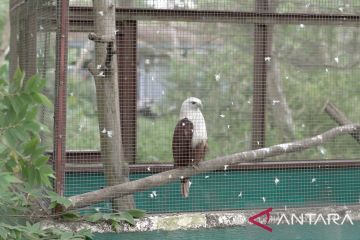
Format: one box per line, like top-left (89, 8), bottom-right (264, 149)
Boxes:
top-left (215, 73), bottom-right (221, 81)
top-left (98, 71), bottom-right (105, 77)
top-left (272, 100), bottom-right (280, 105)
top-left (220, 114), bottom-right (225, 118)
top-left (98, 11), bottom-right (104, 16)
top-left (107, 131), bottom-right (113, 138)
top-left (275, 177), bottom-right (280, 185)
top-left (238, 192), bottom-right (243, 198)
top-left (334, 57), bottom-right (339, 63)
top-left (101, 128), bottom-right (107, 133)
top-left (224, 165), bottom-right (229, 171)
top-left (262, 197), bottom-right (266, 202)
top-left (264, 56), bottom-right (271, 62)
top-left (311, 178), bottom-right (317, 183)
top-left (318, 146), bottom-right (327, 155)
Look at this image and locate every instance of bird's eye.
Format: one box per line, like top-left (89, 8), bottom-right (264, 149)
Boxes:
top-left (191, 101), bottom-right (196, 105)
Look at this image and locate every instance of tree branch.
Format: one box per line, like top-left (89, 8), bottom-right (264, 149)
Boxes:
top-left (323, 101), bottom-right (360, 144)
top-left (68, 124), bottom-right (360, 210)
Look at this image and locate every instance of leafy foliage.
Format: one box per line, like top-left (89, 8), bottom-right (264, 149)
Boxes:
top-left (0, 67), bottom-right (93, 239)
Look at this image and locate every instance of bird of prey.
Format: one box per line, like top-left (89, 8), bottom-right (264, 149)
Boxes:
top-left (172, 97), bottom-right (208, 197)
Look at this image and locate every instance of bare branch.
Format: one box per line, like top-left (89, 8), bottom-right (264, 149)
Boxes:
top-left (68, 124), bottom-right (360, 210)
top-left (323, 101), bottom-right (360, 144)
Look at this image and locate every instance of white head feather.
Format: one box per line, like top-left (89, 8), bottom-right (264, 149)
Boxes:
top-left (179, 97), bottom-right (207, 147)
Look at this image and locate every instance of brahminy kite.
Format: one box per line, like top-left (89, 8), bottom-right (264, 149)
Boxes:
top-left (172, 97), bottom-right (208, 198)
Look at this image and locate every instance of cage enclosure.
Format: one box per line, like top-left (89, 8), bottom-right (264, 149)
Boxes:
top-left (9, 0), bottom-right (360, 233)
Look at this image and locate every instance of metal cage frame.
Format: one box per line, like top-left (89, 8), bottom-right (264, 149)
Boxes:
top-left (9, 0), bottom-right (360, 198)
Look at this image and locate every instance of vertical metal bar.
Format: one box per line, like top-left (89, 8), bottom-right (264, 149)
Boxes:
top-left (9, 1), bottom-right (19, 79)
top-left (25, 0), bottom-right (37, 79)
top-left (17, 7), bottom-right (26, 73)
top-left (116, 20), bottom-right (137, 164)
top-left (251, 0), bottom-right (271, 150)
top-left (53, 0), bottom-right (69, 199)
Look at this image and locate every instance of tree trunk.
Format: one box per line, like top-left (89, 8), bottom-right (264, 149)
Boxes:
top-left (267, 57), bottom-right (295, 141)
top-left (90, 0), bottom-right (134, 211)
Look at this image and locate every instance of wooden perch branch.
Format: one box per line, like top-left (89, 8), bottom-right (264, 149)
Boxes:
top-left (67, 124), bottom-right (360, 210)
top-left (323, 101), bottom-right (360, 144)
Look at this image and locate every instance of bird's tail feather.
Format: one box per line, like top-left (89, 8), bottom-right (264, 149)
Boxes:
top-left (181, 178), bottom-right (190, 198)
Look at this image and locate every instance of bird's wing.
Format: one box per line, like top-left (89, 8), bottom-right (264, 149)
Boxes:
top-left (193, 140), bottom-right (208, 164)
top-left (172, 118), bottom-right (194, 167)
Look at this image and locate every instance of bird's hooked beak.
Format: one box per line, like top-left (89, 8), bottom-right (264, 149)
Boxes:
top-left (198, 102), bottom-right (203, 109)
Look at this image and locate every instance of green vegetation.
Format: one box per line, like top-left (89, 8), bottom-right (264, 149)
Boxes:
top-left (58, 22), bottom-right (360, 163)
top-left (0, 67), bottom-right (92, 239)
top-left (0, 68), bottom-right (146, 239)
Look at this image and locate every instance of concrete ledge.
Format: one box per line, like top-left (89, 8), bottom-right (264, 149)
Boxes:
top-left (41, 205), bottom-right (360, 233)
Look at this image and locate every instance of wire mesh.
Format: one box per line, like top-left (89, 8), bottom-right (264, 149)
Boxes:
top-left (9, 0), bottom-right (360, 220)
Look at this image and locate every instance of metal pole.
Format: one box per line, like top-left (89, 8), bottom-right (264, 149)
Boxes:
top-left (251, 0), bottom-right (271, 150)
top-left (54, 0), bottom-right (69, 201)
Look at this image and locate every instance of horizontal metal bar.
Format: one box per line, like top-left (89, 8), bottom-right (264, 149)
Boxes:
top-left (114, 8), bottom-right (360, 25)
top-left (47, 151), bottom-right (360, 173)
top-left (38, 6), bottom-right (360, 33)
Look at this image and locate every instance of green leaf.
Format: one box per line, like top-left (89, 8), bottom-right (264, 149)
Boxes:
top-left (49, 201), bottom-right (57, 209)
top-left (3, 175), bottom-right (22, 184)
top-left (111, 220), bottom-right (121, 232)
top-left (85, 213), bottom-right (102, 223)
top-left (47, 192), bottom-right (73, 209)
top-left (10, 68), bottom-right (25, 93)
top-left (126, 209), bottom-right (146, 218)
top-left (33, 156), bottom-right (49, 167)
top-left (10, 127), bottom-right (28, 142)
top-left (24, 75), bottom-right (40, 93)
top-left (0, 226), bottom-right (8, 239)
top-left (23, 137), bottom-right (40, 156)
top-left (31, 93), bottom-right (52, 107)
top-left (116, 212), bottom-right (135, 225)
top-left (23, 121), bottom-right (41, 135)
top-left (2, 129), bottom-right (18, 147)
top-left (8, 96), bottom-right (22, 115)
top-left (61, 212), bottom-right (81, 221)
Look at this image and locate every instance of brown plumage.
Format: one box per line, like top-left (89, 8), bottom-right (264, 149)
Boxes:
top-left (172, 118), bottom-right (208, 197)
